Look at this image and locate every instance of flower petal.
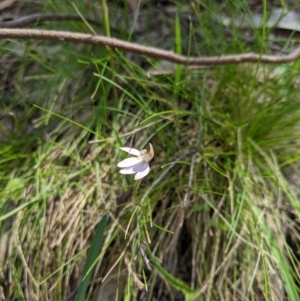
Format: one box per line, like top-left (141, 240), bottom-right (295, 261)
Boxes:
top-left (119, 147), bottom-right (140, 156)
top-left (119, 161), bottom-right (147, 176)
top-left (149, 143), bottom-right (154, 157)
top-left (141, 143), bottom-right (154, 162)
top-left (117, 157), bottom-right (143, 168)
top-left (119, 167), bottom-right (137, 174)
top-left (134, 163), bottom-right (150, 180)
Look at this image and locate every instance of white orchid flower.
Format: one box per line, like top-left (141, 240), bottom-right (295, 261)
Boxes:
top-left (117, 143), bottom-right (154, 180)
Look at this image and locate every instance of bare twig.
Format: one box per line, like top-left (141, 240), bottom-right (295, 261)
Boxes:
top-left (1, 29), bottom-right (300, 66)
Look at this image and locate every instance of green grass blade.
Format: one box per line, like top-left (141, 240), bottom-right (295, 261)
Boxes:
top-left (145, 244), bottom-right (194, 300)
top-left (253, 207), bottom-right (300, 301)
top-left (75, 214), bottom-right (108, 301)
top-left (174, 11), bottom-right (182, 99)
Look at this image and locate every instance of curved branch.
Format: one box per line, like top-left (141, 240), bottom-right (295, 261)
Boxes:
top-left (0, 28), bottom-right (300, 66)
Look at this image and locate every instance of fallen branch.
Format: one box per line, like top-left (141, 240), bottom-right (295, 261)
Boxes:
top-left (1, 28), bottom-right (300, 66)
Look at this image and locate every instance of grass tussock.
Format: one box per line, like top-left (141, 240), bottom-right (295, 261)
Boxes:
top-left (1, 0), bottom-right (300, 301)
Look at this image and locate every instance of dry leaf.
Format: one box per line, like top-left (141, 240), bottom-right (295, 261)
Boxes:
top-left (222, 8), bottom-right (300, 32)
top-left (0, 0), bottom-right (17, 11)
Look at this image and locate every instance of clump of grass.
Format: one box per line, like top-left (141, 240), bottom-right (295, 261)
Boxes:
top-left (1, 0), bottom-right (300, 301)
